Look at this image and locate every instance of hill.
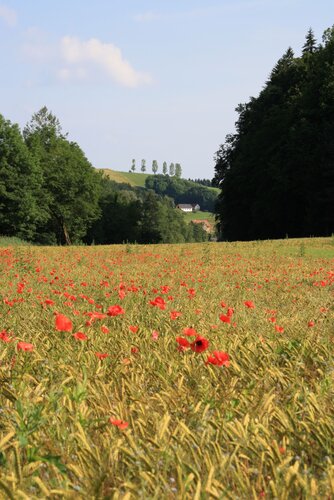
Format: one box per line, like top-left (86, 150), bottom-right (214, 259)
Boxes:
top-left (99, 169), bottom-right (220, 194)
top-left (98, 169), bottom-right (218, 233)
top-left (100, 169), bottom-right (149, 188)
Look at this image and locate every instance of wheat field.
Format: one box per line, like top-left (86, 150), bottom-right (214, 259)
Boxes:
top-left (0, 238), bottom-right (333, 499)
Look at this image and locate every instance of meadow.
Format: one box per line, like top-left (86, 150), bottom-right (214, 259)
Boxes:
top-left (182, 211), bottom-right (215, 226)
top-left (0, 238), bottom-right (333, 499)
top-left (100, 169), bottom-right (149, 188)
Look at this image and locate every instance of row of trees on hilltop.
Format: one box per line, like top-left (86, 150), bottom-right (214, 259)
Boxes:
top-left (131, 159), bottom-right (182, 177)
top-left (0, 107), bottom-right (208, 245)
top-left (214, 27), bottom-right (334, 240)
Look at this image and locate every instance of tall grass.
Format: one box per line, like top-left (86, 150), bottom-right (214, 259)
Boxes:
top-left (0, 236), bottom-right (30, 247)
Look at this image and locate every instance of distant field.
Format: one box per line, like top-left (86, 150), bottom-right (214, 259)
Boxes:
top-left (100, 169), bottom-right (149, 187)
top-left (99, 169), bottom-right (220, 193)
top-left (182, 210), bottom-right (216, 225)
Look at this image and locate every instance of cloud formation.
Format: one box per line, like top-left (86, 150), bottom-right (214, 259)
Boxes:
top-left (59, 36), bottom-right (152, 87)
top-left (0, 4), bottom-right (17, 26)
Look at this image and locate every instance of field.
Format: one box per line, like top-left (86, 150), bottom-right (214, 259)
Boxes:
top-left (100, 169), bottom-right (149, 188)
top-left (0, 238), bottom-right (333, 498)
top-left (182, 211), bottom-right (215, 225)
top-left (98, 169), bottom-right (220, 194)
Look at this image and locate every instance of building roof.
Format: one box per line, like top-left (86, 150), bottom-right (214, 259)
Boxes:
top-left (177, 204), bottom-right (193, 209)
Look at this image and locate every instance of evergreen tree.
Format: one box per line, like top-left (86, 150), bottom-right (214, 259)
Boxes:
top-left (214, 26), bottom-right (334, 240)
top-left (302, 28), bottom-right (317, 54)
top-left (162, 161), bottom-right (168, 175)
top-left (141, 159), bottom-right (146, 172)
top-left (169, 162), bottom-right (175, 176)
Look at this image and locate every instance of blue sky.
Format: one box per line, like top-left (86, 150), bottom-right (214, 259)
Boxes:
top-left (1, 0), bottom-right (333, 178)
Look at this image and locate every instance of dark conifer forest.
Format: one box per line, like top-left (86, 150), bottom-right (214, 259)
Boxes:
top-left (214, 27), bottom-right (334, 241)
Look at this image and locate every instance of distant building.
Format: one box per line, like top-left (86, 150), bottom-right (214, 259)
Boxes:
top-left (177, 203), bottom-right (200, 212)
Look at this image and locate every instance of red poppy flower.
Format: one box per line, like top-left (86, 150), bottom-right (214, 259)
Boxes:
top-left (129, 325), bottom-right (138, 333)
top-left (244, 300), bottom-right (255, 308)
top-left (107, 305), bottom-right (125, 316)
top-left (95, 352), bottom-right (109, 359)
top-left (275, 325), bottom-right (284, 333)
top-left (308, 321), bottom-right (315, 327)
top-left (131, 346), bottom-right (139, 354)
top-left (101, 325), bottom-right (110, 334)
top-left (190, 335), bottom-right (209, 353)
top-left (149, 296), bottom-right (166, 310)
top-left (45, 299), bottom-right (55, 306)
top-left (0, 330), bottom-right (11, 342)
top-left (17, 341), bottom-right (34, 352)
top-left (183, 327), bottom-right (197, 336)
top-left (152, 330), bottom-right (159, 340)
top-left (55, 313), bottom-right (73, 332)
top-left (219, 314), bottom-right (231, 324)
top-left (109, 418), bottom-right (129, 430)
top-left (206, 351), bottom-right (230, 367)
top-left (175, 337), bottom-right (190, 348)
top-left (73, 332), bottom-right (88, 341)
top-left (170, 310), bottom-right (182, 320)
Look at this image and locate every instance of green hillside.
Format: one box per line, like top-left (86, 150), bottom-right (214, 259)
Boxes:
top-left (99, 169), bottom-right (220, 193)
top-left (100, 169), bottom-right (149, 187)
top-left (99, 169), bottom-right (218, 227)
top-left (182, 211), bottom-right (215, 224)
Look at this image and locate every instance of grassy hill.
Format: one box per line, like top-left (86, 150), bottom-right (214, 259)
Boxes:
top-left (182, 210), bottom-right (215, 225)
top-left (99, 169), bottom-right (220, 194)
top-left (99, 169), bottom-right (218, 227)
top-left (100, 169), bottom-right (149, 188)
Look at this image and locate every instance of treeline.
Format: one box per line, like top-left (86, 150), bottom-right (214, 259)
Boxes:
top-left (214, 27), bottom-right (334, 240)
top-left (188, 178), bottom-right (215, 187)
top-left (145, 175), bottom-right (218, 211)
top-left (85, 179), bottom-right (208, 244)
top-left (0, 107), bottom-right (207, 245)
top-left (131, 159), bottom-right (182, 177)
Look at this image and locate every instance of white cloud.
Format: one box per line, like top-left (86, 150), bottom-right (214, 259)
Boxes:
top-left (60, 36), bottom-right (152, 87)
top-left (0, 4), bottom-right (17, 26)
top-left (22, 32), bottom-right (152, 88)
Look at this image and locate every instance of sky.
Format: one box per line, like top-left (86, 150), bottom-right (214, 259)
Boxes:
top-left (1, 1), bottom-right (333, 179)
